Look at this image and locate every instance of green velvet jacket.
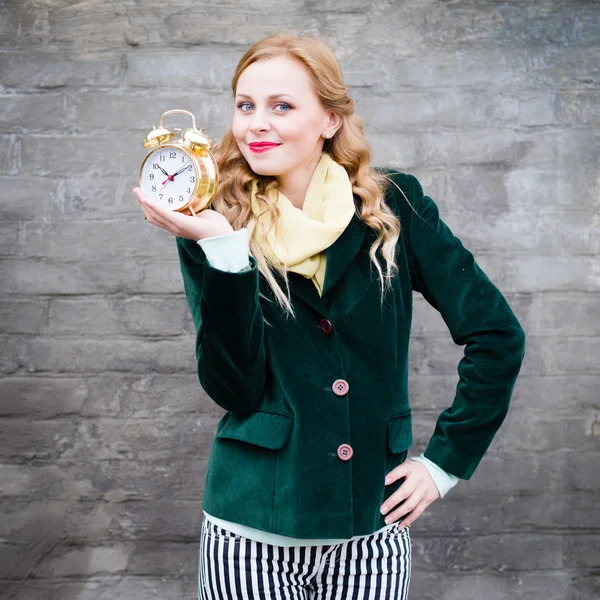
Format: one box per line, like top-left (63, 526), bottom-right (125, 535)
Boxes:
top-left (175, 170), bottom-right (526, 539)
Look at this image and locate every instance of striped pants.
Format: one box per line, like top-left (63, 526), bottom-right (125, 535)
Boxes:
top-left (198, 516), bottom-right (411, 599)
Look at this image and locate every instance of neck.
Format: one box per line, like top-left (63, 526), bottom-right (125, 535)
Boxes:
top-left (277, 152), bottom-right (324, 210)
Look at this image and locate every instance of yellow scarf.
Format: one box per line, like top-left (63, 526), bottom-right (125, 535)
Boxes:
top-left (250, 153), bottom-right (356, 296)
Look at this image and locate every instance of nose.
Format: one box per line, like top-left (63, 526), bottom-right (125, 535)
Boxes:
top-left (248, 108), bottom-right (272, 134)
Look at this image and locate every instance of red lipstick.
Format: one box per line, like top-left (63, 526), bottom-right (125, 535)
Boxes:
top-left (249, 142), bottom-right (281, 153)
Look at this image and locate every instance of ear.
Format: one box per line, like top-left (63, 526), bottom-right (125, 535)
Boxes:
top-left (324, 111), bottom-right (342, 134)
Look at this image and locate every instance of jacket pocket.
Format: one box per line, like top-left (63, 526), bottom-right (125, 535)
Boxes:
top-left (387, 410), bottom-right (413, 454)
top-left (215, 410), bottom-right (294, 450)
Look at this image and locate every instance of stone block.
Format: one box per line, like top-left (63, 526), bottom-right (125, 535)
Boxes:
top-left (80, 374), bottom-right (216, 418)
top-left (0, 176), bottom-right (59, 219)
top-left (47, 296), bottom-right (194, 337)
top-left (20, 217), bottom-right (177, 262)
top-left (0, 220), bottom-right (20, 256)
top-left (72, 90), bottom-right (233, 136)
top-left (0, 257), bottom-right (186, 295)
top-left (0, 376), bottom-right (87, 417)
top-left (412, 533), bottom-right (563, 572)
top-left (2, 337), bottom-right (196, 374)
top-left (20, 135), bottom-right (139, 178)
top-left (0, 50), bottom-right (125, 90)
top-left (0, 418), bottom-right (78, 461)
top-left (32, 543), bottom-right (135, 578)
top-left (3, 576), bottom-right (188, 600)
top-left (0, 298), bottom-right (47, 334)
top-left (0, 92), bottom-right (70, 132)
top-left (0, 134), bottom-right (18, 175)
top-left (125, 48), bottom-right (241, 91)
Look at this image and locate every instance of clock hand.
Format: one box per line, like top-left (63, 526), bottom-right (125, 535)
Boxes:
top-left (173, 161), bottom-right (192, 177)
top-left (157, 157), bottom-right (193, 186)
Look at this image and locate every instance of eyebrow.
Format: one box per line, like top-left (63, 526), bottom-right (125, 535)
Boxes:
top-left (235, 93), bottom-right (296, 101)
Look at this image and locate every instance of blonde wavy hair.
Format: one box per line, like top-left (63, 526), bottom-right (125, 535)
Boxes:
top-left (211, 32), bottom-right (403, 317)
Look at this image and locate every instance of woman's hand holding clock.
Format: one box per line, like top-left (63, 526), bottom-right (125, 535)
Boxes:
top-left (133, 187), bottom-right (234, 241)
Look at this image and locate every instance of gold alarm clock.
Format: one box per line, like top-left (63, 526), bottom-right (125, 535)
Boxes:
top-left (139, 109), bottom-right (218, 216)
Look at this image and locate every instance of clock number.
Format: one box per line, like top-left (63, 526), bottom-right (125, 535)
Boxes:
top-left (190, 176), bottom-right (196, 183)
top-left (186, 188), bottom-right (191, 194)
top-left (153, 163), bottom-right (159, 170)
top-left (160, 154), bottom-right (166, 161)
top-left (179, 195), bottom-right (184, 202)
top-left (159, 194), bottom-right (163, 200)
top-left (182, 156), bottom-right (186, 163)
top-left (170, 151), bottom-right (177, 159)
top-left (149, 173), bottom-right (154, 180)
top-left (151, 185), bottom-right (156, 192)
top-left (168, 197), bottom-right (173, 204)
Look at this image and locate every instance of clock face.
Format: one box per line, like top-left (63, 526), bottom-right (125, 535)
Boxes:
top-left (140, 146), bottom-right (198, 210)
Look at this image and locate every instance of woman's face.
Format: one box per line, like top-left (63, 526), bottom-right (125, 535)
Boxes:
top-left (232, 55), bottom-right (338, 181)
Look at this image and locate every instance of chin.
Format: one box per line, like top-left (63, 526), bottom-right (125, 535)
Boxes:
top-left (245, 158), bottom-right (284, 177)
top-left (249, 167), bottom-right (279, 178)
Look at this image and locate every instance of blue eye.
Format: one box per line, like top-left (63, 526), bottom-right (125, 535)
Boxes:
top-left (236, 101), bottom-right (292, 113)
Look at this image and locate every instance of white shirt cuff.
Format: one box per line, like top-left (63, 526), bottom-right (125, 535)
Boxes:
top-left (197, 228), bottom-right (250, 273)
top-left (411, 454), bottom-right (459, 498)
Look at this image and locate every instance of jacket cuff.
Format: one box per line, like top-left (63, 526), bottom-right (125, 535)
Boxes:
top-left (423, 437), bottom-right (483, 480)
top-left (197, 228), bottom-right (250, 273)
top-left (410, 453), bottom-right (459, 498)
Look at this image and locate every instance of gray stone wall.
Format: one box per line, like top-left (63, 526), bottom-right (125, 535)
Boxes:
top-left (1, 1), bottom-right (598, 598)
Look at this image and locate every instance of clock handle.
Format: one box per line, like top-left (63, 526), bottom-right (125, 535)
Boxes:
top-left (160, 109), bottom-right (198, 132)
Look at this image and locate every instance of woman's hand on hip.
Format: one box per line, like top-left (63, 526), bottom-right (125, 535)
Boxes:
top-left (381, 460), bottom-right (440, 529)
top-left (133, 187), bottom-right (234, 241)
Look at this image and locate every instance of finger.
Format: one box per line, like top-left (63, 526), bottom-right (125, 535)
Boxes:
top-left (385, 487), bottom-right (425, 522)
top-left (133, 188), bottom-right (150, 216)
top-left (133, 189), bottom-right (161, 223)
top-left (386, 498), bottom-right (417, 524)
top-left (382, 477), bottom-right (416, 516)
top-left (133, 187), bottom-right (151, 207)
top-left (134, 187), bottom-right (161, 215)
top-left (134, 191), bottom-right (182, 232)
top-left (133, 187), bottom-right (167, 216)
top-left (134, 188), bottom-right (184, 223)
top-left (138, 202), bottom-right (151, 221)
top-left (385, 462), bottom-right (409, 485)
top-left (396, 501), bottom-right (427, 530)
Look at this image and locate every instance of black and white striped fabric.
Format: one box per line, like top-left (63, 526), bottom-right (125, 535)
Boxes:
top-left (198, 516), bottom-right (411, 599)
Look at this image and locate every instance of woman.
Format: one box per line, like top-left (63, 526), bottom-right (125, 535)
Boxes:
top-left (134, 33), bottom-right (526, 600)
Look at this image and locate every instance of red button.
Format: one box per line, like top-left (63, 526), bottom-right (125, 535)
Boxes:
top-left (332, 379), bottom-right (349, 396)
top-left (337, 444), bottom-right (353, 461)
top-left (320, 319), bottom-right (333, 335)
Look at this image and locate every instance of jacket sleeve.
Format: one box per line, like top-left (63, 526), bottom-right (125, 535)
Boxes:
top-left (175, 236), bottom-right (266, 415)
top-left (405, 174), bottom-right (526, 479)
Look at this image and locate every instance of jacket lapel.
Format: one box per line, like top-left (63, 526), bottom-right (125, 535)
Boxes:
top-left (287, 271), bottom-right (328, 316)
top-left (322, 209), bottom-right (367, 298)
